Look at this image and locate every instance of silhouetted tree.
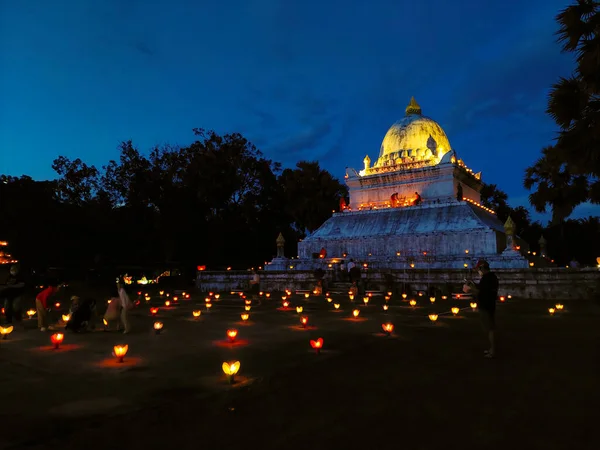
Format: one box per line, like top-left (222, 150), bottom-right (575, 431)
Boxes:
top-left (524, 146), bottom-right (589, 225)
top-left (279, 161), bottom-right (348, 235)
top-left (525, 1), bottom-right (600, 217)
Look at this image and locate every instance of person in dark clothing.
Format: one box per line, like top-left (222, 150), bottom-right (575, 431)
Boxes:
top-left (464, 259), bottom-right (499, 358)
top-left (1, 265), bottom-right (25, 324)
top-left (413, 192), bottom-right (422, 205)
top-left (456, 183), bottom-right (463, 201)
top-left (65, 297), bottom-right (97, 332)
top-left (249, 270), bottom-right (260, 300)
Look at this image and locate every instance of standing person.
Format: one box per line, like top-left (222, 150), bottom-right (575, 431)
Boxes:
top-left (347, 259), bottom-right (356, 274)
top-left (456, 183), bottom-right (463, 201)
top-left (116, 280), bottom-right (132, 334)
top-left (249, 269), bottom-right (260, 300)
top-left (464, 260), bottom-right (499, 358)
top-left (339, 261), bottom-right (346, 282)
top-left (36, 281), bottom-right (61, 331)
top-left (103, 294), bottom-right (121, 331)
top-left (1, 264), bottom-right (26, 324)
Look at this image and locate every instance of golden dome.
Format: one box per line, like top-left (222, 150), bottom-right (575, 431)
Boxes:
top-left (375, 97), bottom-right (451, 168)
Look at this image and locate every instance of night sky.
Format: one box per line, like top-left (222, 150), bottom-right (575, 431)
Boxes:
top-left (1, 0), bottom-right (597, 222)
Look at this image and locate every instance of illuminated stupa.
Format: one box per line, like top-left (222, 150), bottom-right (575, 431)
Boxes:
top-left (268, 97), bottom-right (529, 270)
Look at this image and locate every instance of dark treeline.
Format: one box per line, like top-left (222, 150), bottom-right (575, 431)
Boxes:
top-left (520, 0), bottom-right (600, 266)
top-left (0, 129), bottom-right (347, 272)
top-left (3, 2), bottom-right (600, 272)
top-left (479, 184), bottom-right (599, 266)
top-left (1, 126), bottom-right (598, 272)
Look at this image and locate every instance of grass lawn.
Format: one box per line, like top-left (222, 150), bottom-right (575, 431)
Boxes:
top-left (1, 287), bottom-right (598, 450)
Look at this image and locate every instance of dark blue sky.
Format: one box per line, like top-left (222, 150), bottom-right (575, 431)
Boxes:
top-left (1, 0), bottom-right (597, 222)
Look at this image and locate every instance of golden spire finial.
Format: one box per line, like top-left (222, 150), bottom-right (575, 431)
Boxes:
top-left (504, 216), bottom-right (515, 233)
top-left (405, 96), bottom-right (422, 116)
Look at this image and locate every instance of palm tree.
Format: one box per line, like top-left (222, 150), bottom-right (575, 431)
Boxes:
top-left (525, 1), bottom-right (600, 217)
top-left (523, 146), bottom-right (589, 225)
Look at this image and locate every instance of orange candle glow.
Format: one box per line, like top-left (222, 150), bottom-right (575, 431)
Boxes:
top-left (113, 344), bottom-right (128, 363)
top-left (222, 361), bottom-right (240, 383)
top-left (352, 309), bottom-right (360, 318)
top-left (226, 329), bottom-right (238, 342)
top-left (381, 323), bottom-right (394, 335)
top-left (310, 337), bottom-right (323, 354)
top-left (50, 333), bottom-right (64, 349)
top-left (241, 313), bottom-right (249, 321)
top-left (300, 316), bottom-right (308, 328)
top-left (1, 325), bottom-right (14, 340)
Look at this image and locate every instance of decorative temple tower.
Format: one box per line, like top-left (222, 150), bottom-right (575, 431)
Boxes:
top-left (266, 98), bottom-right (529, 270)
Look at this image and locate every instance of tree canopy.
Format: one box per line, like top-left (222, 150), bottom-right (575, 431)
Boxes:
top-left (0, 131), bottom-right (348, 271)
top-left (524, 0), bottom-right (600, 223)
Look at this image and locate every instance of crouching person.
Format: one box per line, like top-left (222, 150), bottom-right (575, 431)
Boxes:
top-left (36, 281), bottom-right (61, 331)
top-left (103, 296), bottom-right (121, 331)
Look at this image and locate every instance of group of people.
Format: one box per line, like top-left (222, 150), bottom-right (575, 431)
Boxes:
top-left (1, 267), bottom-right (132, 335)
top-left (1, 264), bottom-right (26, 324)
top-left (5, 261), bottom-right (498, 357)
top-left (389, 191), bottom-right (422, 207)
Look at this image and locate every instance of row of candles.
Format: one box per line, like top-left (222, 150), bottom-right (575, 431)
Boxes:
top-left (0, 289), bottom-right (567, 384)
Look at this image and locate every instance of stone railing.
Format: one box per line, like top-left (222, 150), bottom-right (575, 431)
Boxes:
top-left (197, 268), bottom-right (600, 301)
